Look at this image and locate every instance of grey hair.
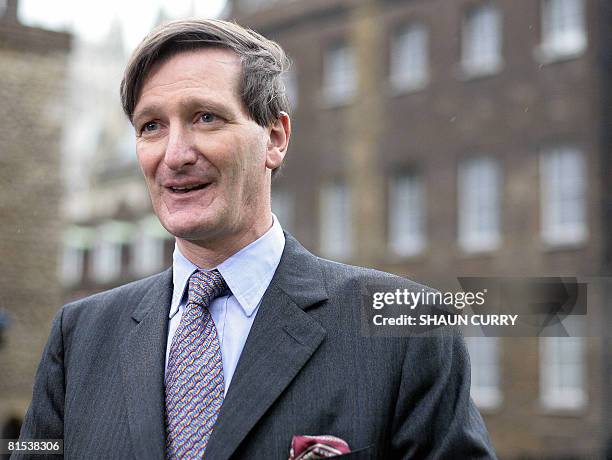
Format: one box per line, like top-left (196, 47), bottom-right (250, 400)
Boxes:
top-left (120, 18), bottom-right (291, 128)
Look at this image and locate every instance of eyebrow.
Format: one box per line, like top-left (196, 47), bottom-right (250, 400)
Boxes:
top-left (133, 97), bottom-right (236, 125)
top-left (132, 105), bottom-right (161, 125)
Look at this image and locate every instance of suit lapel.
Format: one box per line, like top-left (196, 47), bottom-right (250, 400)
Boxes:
top-left (120, 268), bottom-right (173, 460)
top-left (204, 235), bottom-right (329, 460)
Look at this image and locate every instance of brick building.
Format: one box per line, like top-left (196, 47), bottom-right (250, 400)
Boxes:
top-left (0, 0), bottom-right (71, 436)
top-left (228, 0), bottom-right (612, 458)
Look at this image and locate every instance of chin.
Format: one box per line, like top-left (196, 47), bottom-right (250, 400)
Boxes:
top-left (167, 223), bottom-right (215, 241)
top-left (161, 215), bottom-right (228, 242)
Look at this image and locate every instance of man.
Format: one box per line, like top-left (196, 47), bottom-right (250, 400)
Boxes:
top-left (16, 19), bottom-right (496, 459)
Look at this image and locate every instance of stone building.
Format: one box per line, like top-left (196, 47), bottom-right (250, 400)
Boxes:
top-left (59, 17), bottom-right (174, 304)
top-left (229, 0), bottom-right (612, 458)
top-left (0, 0), bottom-right (71, 436)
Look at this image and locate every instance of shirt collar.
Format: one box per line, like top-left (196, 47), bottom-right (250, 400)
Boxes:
top-left (170, 215), bottom-right (285, 319)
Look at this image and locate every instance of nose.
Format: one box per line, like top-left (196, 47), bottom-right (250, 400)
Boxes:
top-left (163, 124), bottom-right (198, 171)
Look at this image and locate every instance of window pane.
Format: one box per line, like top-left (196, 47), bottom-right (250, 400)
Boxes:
top-left (462, 4), bottom-right (502, 74)
top-left (540, 330), bottom-right (586, 410)
top-left (323, 43), bottom-right (356, 104)
top-left (320, 182), bottom-right (352, 259)
top-left (388, 173), bottom-right (425, 256)
top-left (92, 221), bottom-right (135, 282)
top-left (61, 246), bottom-right (84, 285)
top-left (132, 233), bottom-right (163, 276)
top-left (465, 337), bottom-right (502, 409)
top-left (390, 23), bottom-right (429, 90)
top-left (540, 147), bottom-right (586, 245)
top-left (458, 157), bottom-right (501, 252)
top-left (542, 0), bottom-right (586, 57)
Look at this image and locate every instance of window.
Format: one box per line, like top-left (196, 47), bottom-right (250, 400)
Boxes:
top-left (465, 337), bottom-right (502, 409)
top-left (540, 330), bottom-right (587, 410)
top-left (60, 227), bottom-right (94, 286)
top-left (462, 3), bottom-right (503, 76)
top-left (540, 147), bottom-right (586, 246)
top-left (540, 0), bottom-right (587, 60)
top-left (92, 221), bottom-right (134, 282)
top-left (272, 188), bottom-right (294, 233)
top-left (132, 215), bottom-right (171, 277)
top-left (320, 181), bottom-right (352, 259)
top-left (92, 239), bottom-right (122, 283)
top-left (390, 23), bottom-right (429, 92)
top-left (458, 157), bottom-right (501, 252)
top-left (61, 246), bottom-right (85, 286)
top-left (323, 42), bottom-right (356, 106)
top-left (388, 173), bottom-right (425, 256)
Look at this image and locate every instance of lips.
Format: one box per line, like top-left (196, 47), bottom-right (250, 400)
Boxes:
top-left (169, 183), bottom-right (208, 193)
top-left (165, 181), bottom-right (211, 194)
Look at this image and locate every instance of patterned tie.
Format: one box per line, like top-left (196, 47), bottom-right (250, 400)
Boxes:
top-left (165, 269), bottom-right (228, 459)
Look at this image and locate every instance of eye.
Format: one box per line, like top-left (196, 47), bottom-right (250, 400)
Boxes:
top-left (142, 121), bottom-right (159, 133)
top-left (198, 112), bottom-right (217, 123)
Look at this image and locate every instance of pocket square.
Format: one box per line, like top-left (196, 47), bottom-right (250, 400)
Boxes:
top-left (289, 434), bottom-right (351, 459)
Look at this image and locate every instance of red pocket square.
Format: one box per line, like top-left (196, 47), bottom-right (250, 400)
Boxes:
top-left (288, 434), bottom-right (351, 459)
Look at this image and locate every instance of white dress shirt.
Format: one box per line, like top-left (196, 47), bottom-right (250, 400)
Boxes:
top-left (165, 216), bottom-right (286, 395)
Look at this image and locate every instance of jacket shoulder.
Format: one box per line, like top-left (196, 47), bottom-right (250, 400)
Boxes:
top-left (314, 256), bottom-right (436, 294)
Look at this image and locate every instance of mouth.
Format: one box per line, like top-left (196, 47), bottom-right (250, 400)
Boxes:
top-left (166, 182), bottom-right (211, 194)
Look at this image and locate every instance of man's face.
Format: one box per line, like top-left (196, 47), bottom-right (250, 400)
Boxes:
top-left (133, 48), bottom-right (287, 246)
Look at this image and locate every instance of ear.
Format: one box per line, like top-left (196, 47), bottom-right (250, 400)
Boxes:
top-left (265, 111), bottom-right (291, 170)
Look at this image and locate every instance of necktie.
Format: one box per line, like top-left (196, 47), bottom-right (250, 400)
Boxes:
top-left (165, 269), bottom-right (228, 459)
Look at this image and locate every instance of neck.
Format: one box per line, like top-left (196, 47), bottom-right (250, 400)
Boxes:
top-left (176, 216), bottom-right (274, 269)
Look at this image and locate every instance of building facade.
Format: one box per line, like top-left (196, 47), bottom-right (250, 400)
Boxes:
top-left (229, 0), bottom-right (611, 458)
top-left (0, 0), bottom-right (71, 437)
top-left (59, 18), bottom-right (174, 305)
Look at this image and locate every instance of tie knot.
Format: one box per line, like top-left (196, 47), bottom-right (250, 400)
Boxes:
top-left (187, 269), bottom-right (229, 308)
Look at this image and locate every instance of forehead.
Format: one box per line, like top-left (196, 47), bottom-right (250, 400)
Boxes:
top-left (136, 48), bottom-right (243, 110)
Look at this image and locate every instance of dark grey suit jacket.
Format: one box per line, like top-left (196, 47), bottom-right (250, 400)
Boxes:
top-left (15, 234), bottom-right (496, 459)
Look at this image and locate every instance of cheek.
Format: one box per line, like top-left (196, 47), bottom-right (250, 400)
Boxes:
top-left (240, 134), bottom-right (268, 170)
top-left (136, 146), bottom-right (159, 179)
top-left (205, 137), bottom-right (260, 181)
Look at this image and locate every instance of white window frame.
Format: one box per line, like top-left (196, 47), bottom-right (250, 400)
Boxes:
top-left (461, 3), bottom-right (503, 77)
top-left (540, 331), bottom-right (587, 411)
top-left (388, 172), bottom-right (426, 257)
top-left (538, 0), bottom-right (587, 61)
top-left (540, 147), bottom-right (587, 246)
top-left (60, 227), bottom-right (94, 286)
top-left (92, 239), bottom-right (121, 283)
top-left (323, 42), bottom-right (356, 106)
top-left (458, 157), bottom-right (501, 253)
top-left (465, 336), bottom-right (502, 409)
top-left (131, 215), bottom-right (171, 277)
top-left (61, 245), bottom-right (85, 286)
top-left (92, 221), bottom-right (134, 283)
top-left (390, 23), bottom-right (429, 92)
top-left (320, 181), bottom-right (352, 259)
